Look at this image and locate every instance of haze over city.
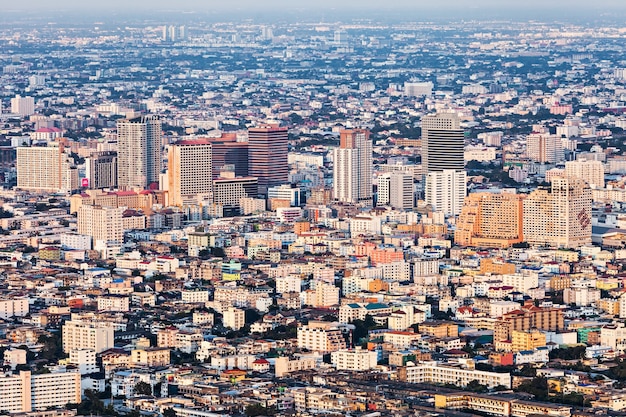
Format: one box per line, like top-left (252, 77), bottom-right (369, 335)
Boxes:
top-left (2, 1), bottom-right (626, 417)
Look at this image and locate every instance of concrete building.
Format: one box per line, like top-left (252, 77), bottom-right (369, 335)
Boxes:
top-left (62, 320), bottom-right (115, 354)
top-left (389, 172), bottom-right (414, 209)
top-left (0, 370), bottom-right (81, 413)
top-left (117, 115), bottom-right (162, 190)
top-left (68, 348), bottom-right (98, 375)
top-left (333, 129), bottom-right (373, 204)
top-left (85, 152), bottom-right (118, 189)
top-left (223, 307), bottom-right (245, 331)
top-left (77, 205), bottom-right (124, 245)
top-left (331, 347), bottom-right (378, 370)
top-left (526, 133), bottom-right (564, 163)
top-left (564, 159), bottom-right (605, 188)
top-left (168, 140), bottom-right (213, 207)
top-left (297, 321), bottom-right (349, 353)
top-left (0, 298), bottom-right (29, 320)
top-left (10, 95), bottom-right (35, 117)
top-left (398, 360), bottom-right (511, 389)
top-left (212, 173), bottom-right (258, 215)
top-left (523, 177), bottom-right (592, 248)
top-left (17, 144), bottom-right (78, 192)
top-left (455, 191), bottom-right (524, 248)
top-left (425, 170), bottom-right (467, 216)
top-left (267, 184), bottom-right (301, 207)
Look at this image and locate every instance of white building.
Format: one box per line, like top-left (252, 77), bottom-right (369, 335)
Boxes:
top-left (331, 347), bottom-right (378, 370)
top-left (77, 205), bottom-right (124, 246)
top-left (181, 290), bottom-right (210, 303)
top-left (11, 95), bottom-right (35, 117)
top-left (0, 298), bottom-right (29, 320)
top-left (425, 170), bottom-right (467, 216)
top-left (0, 370), bottom-right (81, 413)
top-left (62, 320), bottom-right (115, 354)
top-left (401, 360), bottom-right (511, 389)
top-left (223, 307), bottom-right (245, 331)
top-left (97, 296), bottom-right (130, 312)
top-left (68, 348), bottom-right (98, 375)
top-left (564, 159), bottom-right (605, 189)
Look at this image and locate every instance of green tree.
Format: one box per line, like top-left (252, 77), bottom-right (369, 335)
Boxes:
top-left (134, 381), bottom-right (152, 396)
top-left (163, 408), bottom-right (177, 417)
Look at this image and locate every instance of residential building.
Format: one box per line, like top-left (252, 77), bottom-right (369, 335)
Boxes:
top-left (117, 115), bottom-right (162, 190)
top-left (85, 151), bottom-right (118, 189)
top-left (333, 129), bottom-right (373, 204)
top-left (77, 205), bottom-right (124, 245)
top-left (564, 158), bottom-right (605, 188)
top-left (168, 140), bottom-right (213, 207)
top-left (523, 177), bottom-right (592, 248)
top-left (62, 320), bottom-right (115, 354)
top-left (455, 191), bottom-right (524, 248)
top-left (223, 307), bottom-right (245, 331)
top-left (297, 321), bottom-right (349, 353)
top-left (17, 144), bottom-right (78, 192)
top-left (331, 347), bottom-right (378, 370)
top-left (0, 371), bottom-right (81, 413)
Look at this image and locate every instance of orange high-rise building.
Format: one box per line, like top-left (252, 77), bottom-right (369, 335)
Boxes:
top-left (455, 192), bottom-right (524, 248)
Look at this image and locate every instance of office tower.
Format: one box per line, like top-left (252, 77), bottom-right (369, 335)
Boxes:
top-left (207, 134), bottom-right (249, 179)
top-left (85, 151), bottom-right (118, 189)
top-left (117, 115), bottom-right (162, 190)
top-left (168, 140), bottom-right (213, 206)
top-left (248, 125), bottom-right (288, 195)
top-left (523, 177), bottom-right (591, 248)
top-left (455, 191), bottom-right (525, 248)
top-left (526, 133), bottom-right (564, 163)
top-left (62, 320), bottom-right (115, 354)
top-left (77, 205), bottom-right (124, 245)
top-left (16, 144), bottom-right (78, 192)
top-left (389, 172), bottom-right (414, 209)
top-left (333, 129), bottom-right (373, 204)
top-left (10, 95), bottom-right (35, 117)
top-left (268, 184), bottom-right (301, 206)
top-left (422, 113), bottom-right (466, 215)
top-left (564, 158), bottom-right (605, 188)
top-left (213, 172), bottom-right (259, 216)
top-left (422, 113), bottom-right (465, 172)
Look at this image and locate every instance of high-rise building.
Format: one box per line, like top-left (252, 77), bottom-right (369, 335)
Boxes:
top-left (208, 134), bottom-right (249, 179)
top-left (564, 158), bottom-right (605, 188)
top-left (333, 129), bottom-right (373, 204)
top-left (117, 115), bottom-right (162, 190)
top-left (422, 113), bottom-right (465, 172)
top-left (526, 133), bottom-right (564, 163)
top-left (377, 173), bottom-right (391, 206)
top-left (16, 144), bottom-right (78, 192)
top-left (425, 170), bottom-right (467, 215)
top-left (85, 151), bottom-right (118, 189)
top-left (213, 172), bottom-right (259, 216)
top-left (455, 191), bottom-right (525, 248)
top-left (389, 172), bottom-right (414, 209)
top-left (523, 177), bottom-right (592, 248)
top-left (10, 95), bottom-right (35, 117)
top-left (77, 205), bottom-right (124, 245)
top-left (168, 140), bottom-right (213, 207)
top-left (422, 113), bottom-right (466, 215)
top-left (248, 126), bottom-right (288, 195)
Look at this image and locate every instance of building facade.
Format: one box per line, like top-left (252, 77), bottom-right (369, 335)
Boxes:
top-left (333, 129), bottom-right (373, 204)
top-left (117, 115), bottom-right (162, 190)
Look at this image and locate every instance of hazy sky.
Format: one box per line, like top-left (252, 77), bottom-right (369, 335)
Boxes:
top-left (9, 0), bottom-right (626, 11)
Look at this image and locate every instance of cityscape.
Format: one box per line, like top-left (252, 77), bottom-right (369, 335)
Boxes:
top-left (2, 1), bottom-right (626, 417)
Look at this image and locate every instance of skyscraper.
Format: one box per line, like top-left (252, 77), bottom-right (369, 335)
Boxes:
top-left (526, 133), bottom-right (564, 164)
top-left (248, 125), bottom-right (288, 195)
top-left (85, 151), bottom-right (118, 189)
top-left (117, 115), bottom-right (162, 190)
top-left (422, 113), bottom-right (466, 215)
top-left (523, 177), bottom-right (592, 248)
top-left (168, 140), bottom-right (213, 207)
top-left (333, 129), bottom-right (373, 204)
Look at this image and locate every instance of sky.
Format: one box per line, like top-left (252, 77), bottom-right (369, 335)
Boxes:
top-left (9, 0), bottom-right (626, 11)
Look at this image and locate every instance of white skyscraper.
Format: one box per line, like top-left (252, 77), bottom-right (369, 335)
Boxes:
top-left (333, 129), bottom-right (372, 204)
top-left (117, 115), bottom-right (162, 190)
top-left (425, 170), bottom-right (467, 215)
top-left (168, 140), bottom-right (213, 206)
top-left (422, 113), bottom-right (466, 215)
